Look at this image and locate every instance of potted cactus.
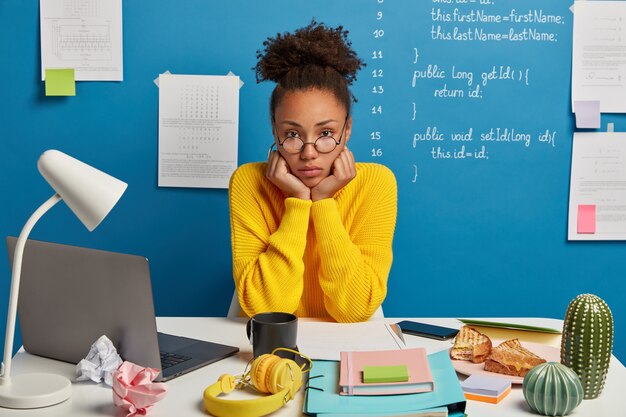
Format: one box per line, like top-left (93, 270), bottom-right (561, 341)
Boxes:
top-left (561, 293), bottom-right (613, 399)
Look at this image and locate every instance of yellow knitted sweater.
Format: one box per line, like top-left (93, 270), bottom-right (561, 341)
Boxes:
top-left (229, 162), bottom-right (397, 322)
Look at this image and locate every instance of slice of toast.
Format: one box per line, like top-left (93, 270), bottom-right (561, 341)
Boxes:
top-left (450, 326), bottom-right (492, 363)
top-left (484, 338), bottom-right (546, 377)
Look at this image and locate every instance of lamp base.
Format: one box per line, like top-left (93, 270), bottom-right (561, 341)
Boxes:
top-left (0, 373), bottom-right (71, 409)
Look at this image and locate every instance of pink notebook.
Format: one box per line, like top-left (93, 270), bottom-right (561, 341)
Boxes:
top-left (339, 347), bottom-right (434, 395)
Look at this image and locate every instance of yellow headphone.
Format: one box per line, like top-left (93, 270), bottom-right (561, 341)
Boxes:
top-left (203, 348), bottom-right (312, 417)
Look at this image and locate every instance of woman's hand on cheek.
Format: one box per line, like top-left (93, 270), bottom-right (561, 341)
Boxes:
top-left (266, 151), bottom-right (311, 200)
top-left (311, 148), bottom-right (356, 202)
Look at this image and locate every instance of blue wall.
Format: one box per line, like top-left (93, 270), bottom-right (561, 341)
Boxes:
top-left (1, 1), bottom-right (624, 361)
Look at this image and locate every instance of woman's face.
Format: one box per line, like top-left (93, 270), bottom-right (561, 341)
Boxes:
top-left (272, 89), bottom-right (352, 188)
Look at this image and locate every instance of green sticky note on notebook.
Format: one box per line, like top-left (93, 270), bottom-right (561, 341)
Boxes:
top-left (45, 68), bottom-right (76, 96)
top-left (362, 365), bottom-right (408, 383)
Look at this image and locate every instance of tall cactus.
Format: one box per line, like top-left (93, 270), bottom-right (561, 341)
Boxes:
top-left (561, 293), bottom-right (613, 399)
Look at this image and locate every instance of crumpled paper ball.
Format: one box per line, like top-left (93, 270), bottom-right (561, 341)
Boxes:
top-left (112, 361), bottom-right (168, 417)
top-left (75, 335), bottom-right (123, 386)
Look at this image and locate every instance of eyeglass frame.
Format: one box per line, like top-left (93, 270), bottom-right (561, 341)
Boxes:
top-left (268, 115), bottom-right (349, 156)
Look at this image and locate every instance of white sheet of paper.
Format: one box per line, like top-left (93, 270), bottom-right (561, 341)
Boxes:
top-left (40, 0), bottom-right (123, 81)
top-left (297, 321), bottom-right (406, 361)
top-left (568, 132), bottom-right (626, 240)
top-left (158, 74), bottom-right (239, 188)
top-left (571, 1), bottom-right (626, 112)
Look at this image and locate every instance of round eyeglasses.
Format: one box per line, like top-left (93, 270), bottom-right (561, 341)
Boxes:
top-left (279, 134), bottom-right (340, 154)
top-left (270, 116), bottom-right (348, 155)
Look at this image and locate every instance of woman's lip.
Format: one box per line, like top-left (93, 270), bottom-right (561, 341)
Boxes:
top-left (298, 167), bottom-right (323, 177)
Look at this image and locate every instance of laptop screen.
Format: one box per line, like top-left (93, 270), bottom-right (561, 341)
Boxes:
top-left (7, 237), bottom-right (162, 371)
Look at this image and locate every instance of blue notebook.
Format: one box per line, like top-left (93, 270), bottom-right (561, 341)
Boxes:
top-left (304, 349), bottom-right (466, 416)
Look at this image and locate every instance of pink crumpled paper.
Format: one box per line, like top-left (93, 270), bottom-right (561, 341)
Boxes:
top-left (112, 361), bottom-right (168, 417)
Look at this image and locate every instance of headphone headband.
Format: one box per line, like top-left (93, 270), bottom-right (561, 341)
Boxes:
top-left (204, 378), bottom-right (289, 417)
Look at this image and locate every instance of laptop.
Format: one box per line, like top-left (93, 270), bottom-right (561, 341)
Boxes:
top-left (6, 237), bottom-right (239, 381)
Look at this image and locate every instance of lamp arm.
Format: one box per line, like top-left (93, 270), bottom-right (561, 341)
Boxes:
top-left (0, 194), bottom-right (62, 383)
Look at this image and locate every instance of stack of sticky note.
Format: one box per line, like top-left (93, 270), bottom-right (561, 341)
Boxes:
top-left (460, 374), bottom-right (511, 404)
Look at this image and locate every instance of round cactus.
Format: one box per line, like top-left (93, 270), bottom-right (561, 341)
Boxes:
top-left (561, 293), bottom-right (613, 399)
top-left (523, 362), bottom-right (583, 416)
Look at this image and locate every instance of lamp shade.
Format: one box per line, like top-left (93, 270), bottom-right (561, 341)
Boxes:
top-left (37, 150), bottom-right (127, 231)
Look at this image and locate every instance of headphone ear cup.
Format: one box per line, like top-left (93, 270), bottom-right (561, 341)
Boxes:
top-left (267, 359), bottom-right (303, 399)
top-left (250, 354), bottom-right (280, 394)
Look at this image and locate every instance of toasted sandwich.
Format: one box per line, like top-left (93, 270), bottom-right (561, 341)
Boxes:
top-left (450, 326), bottom-right (492, 363)
top-left (484, 338), bottom-right (546, 377)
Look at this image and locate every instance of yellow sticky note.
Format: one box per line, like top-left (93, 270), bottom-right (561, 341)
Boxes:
top-left (45, 69), bottom-right (76, 96)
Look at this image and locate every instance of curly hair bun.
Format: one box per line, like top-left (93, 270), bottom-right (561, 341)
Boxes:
top-left (255, 20), bottom-right (364, 86)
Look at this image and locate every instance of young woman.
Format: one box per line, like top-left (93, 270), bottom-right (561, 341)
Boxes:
top-left (229, 21), bottom-right (397, 322)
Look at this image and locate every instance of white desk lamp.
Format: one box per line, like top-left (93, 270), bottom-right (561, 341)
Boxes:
top-left (0, 150), bottom-right (127, 408)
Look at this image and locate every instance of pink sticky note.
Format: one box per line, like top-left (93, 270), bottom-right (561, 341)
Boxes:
top-left (578, 205), bottom-right (596, 234)
top-left (574, 101), bottom-right (601, 129)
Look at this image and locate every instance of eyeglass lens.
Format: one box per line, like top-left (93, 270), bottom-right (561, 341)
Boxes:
top-left (281, 136), bottom-right (338, 154)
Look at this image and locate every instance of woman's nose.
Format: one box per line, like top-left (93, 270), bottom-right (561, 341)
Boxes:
top-left (300, 142), bottom-right (318, 159)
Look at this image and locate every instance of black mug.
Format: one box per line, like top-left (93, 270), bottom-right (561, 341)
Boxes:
top-left (246, 312), bottom-right (298, 359)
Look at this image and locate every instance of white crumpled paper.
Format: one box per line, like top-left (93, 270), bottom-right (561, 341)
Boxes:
top-left (75, 335), bottom-right (123, 386)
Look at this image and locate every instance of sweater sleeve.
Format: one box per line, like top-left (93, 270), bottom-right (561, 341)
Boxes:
top-left (229, 165), bottom-right (312, 317)
top-left (310, 166), bottom-right (397, 322)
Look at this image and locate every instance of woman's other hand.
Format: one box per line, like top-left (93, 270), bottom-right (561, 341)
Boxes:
top-left (266, 151), bottom-right (311, 200)
top-left (310, 148), bottom-right (356, 202)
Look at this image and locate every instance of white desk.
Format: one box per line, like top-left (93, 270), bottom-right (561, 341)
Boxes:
top-left (1, 317), bottom-right (623, 416)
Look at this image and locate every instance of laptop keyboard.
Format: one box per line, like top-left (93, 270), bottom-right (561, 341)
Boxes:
top-left (160, 351), bottom-right (192, 369)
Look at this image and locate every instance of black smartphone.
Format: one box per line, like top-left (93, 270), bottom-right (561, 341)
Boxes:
top-left (396, 321), bottom-right (459, 340)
